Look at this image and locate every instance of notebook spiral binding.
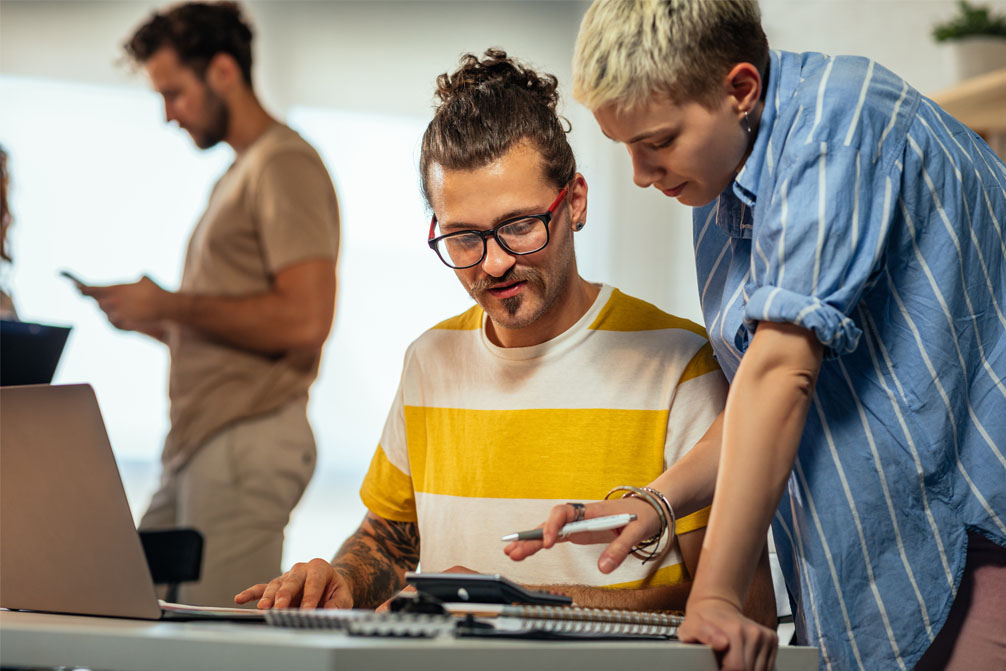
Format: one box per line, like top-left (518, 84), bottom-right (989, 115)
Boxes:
top-left (508, 604), bottom-right (682, 638)
top-left (265, 605), bottom-right (683, 639)
top-left (265, 609), bottom-right (455, 637)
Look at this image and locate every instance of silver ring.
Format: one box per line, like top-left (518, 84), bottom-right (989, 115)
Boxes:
top-left (566, 502), bottom-right (586, 523)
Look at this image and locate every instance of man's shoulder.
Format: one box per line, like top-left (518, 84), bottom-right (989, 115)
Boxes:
top-left (428, 303), bottom-right (483, 332)
top-left (247, 124), bottom-right (324, 167)
top-left (403, 304), bottom-right (483, 355)
top-left (591, 287), bottom-right (708, 338)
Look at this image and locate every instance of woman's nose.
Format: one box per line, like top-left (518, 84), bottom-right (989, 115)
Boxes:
top-left (629, 147), bottom-right (662, 189)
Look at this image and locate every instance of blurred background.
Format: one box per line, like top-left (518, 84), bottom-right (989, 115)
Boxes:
top-left (0, 0), bottom-right (996, 567)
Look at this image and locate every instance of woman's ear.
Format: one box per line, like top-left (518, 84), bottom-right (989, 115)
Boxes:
top-left (724, 62), bottom-right (762, 116)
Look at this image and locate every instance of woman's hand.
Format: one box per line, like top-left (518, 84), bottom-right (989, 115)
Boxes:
top-left (503, 497), bottom-right (660, 574)
top-left (679, 596), bottom-right (779, 671)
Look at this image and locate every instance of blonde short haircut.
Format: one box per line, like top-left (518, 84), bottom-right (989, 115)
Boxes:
top-left (573, 0), bottom-right (768, 112)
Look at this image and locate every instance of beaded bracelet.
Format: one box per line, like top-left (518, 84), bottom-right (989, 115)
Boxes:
top-left (604, 485), bottom-right (669, 564)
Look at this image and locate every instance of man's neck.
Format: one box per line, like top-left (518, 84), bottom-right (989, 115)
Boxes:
top-left (486, 276), bottom-right (601, 349)
top-left (224, 92), bottom-right (277, 153)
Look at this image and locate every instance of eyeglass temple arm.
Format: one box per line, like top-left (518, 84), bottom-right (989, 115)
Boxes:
top-left (549, 185), bottom-right (569, 213)
top-left (428, 215), bottom-right (438, 243)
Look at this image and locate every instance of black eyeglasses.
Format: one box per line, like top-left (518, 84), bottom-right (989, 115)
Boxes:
top-left (427, 186), bottom-right (569, 269)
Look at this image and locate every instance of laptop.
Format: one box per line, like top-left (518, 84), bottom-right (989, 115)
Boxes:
top-left (0, 383), bottom-right (262, 620)
top-left (0, 319), bottom-right (71, 386)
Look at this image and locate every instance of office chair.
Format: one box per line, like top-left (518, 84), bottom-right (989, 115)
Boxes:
top-left (138, 528), bottom-right (203, 604)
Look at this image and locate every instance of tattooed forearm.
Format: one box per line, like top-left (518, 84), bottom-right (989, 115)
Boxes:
top-left (332, 512), bottom-right (421, 609)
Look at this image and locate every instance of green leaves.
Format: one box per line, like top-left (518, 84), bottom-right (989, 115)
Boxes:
top-left (933, 1), bottom-right (1006, 42)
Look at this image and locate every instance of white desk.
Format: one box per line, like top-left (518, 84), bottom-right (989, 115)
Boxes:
top-left (0, 610), bottom-right (817, 671)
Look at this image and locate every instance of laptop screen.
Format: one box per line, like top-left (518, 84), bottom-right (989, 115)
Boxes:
top-left (0, 319), bottom-right (71, 386)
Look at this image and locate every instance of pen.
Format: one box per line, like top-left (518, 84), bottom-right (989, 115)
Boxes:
top-left (500, 513), bottom-right (637, 542)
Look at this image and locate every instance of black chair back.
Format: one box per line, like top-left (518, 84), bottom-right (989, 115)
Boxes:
top-left (139, 528), bottom-right (203, 603)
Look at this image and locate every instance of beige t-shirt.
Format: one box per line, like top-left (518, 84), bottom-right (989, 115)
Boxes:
top-left (162, 124), bottom-right (340, 471)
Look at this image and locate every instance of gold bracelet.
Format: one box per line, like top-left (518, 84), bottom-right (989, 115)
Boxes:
top-left (604, 485), bottom-right (668, 563)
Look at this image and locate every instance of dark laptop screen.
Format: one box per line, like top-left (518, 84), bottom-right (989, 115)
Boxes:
top-left (0, 319), bottom-right (71, 386)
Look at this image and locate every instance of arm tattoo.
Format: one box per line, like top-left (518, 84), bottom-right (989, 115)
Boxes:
top-left (332, 513), bottom-right (420, 609)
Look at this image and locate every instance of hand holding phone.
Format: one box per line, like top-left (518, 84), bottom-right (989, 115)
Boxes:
top-left (59, 270), bottom-right (90, 289)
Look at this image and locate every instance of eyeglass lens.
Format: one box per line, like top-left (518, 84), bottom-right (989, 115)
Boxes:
top-left (437, 217), bottom-right (548, 268)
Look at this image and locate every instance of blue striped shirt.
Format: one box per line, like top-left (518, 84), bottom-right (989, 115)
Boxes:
top-left (693, 50), bottom-right (1006, 670)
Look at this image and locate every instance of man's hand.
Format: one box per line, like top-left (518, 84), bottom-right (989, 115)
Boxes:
top-left (374, 565), bottom-right (477, 613)
top-left (77, 259), bottom-right (336, 355)
top-left (234, 558), bottom-right (353, 610)
top-left (79, 276), bottom-right (172, 334)
top-left (678, 596), bottom-right (778, 671)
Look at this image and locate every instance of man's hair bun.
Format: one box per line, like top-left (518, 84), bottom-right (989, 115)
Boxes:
top-left (420, 48), bottom-right (575, 208)
top-left (434, 48), bottom-right (560, 114)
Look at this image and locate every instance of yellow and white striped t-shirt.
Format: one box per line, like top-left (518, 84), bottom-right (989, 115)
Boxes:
top-left (360, 284), bottom-right (727, 589)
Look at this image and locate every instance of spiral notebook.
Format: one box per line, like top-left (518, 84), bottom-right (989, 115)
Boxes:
top-left (265, 603), bottom-right (682, 639)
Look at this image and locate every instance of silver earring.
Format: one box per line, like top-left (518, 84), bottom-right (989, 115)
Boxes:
top-left (743, 110), bottom-right (752, 134)
top-left (574, 221), bottom-right (585, 231)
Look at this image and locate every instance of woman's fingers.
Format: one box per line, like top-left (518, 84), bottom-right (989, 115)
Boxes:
top-left (541, 503), bottom-right (578, 547)
top-left (504, 496), bottom-right (664, 565)
top-left (597, 526), bottom-right (644, 573)
top-left (503, 537), bottom-right (543, 560)
top-left (679, 598), bottom-right (779, 671)
top-left (678, 612), bottom-right (728, 649)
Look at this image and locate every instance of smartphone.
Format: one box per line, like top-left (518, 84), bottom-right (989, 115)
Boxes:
top-left (59, 270), bottom-right (90, 289)
top-left (405, 572), bottom-right (572, 606)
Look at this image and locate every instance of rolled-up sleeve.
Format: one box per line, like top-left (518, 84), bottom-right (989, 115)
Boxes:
top-left (741, 140), bottom-right (898, 356)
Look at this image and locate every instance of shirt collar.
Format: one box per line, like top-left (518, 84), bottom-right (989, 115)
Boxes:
top-left (732, 50), bottom-right (785, 207)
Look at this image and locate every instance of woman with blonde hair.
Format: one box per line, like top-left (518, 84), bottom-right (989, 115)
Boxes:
top-left (507, 2), bottom-right (1006, 669)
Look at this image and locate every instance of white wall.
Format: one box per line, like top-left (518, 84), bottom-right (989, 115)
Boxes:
top-left (0, 0), bottom-right (980, 568)
top-left (3, 0), bottom-right (976, 325)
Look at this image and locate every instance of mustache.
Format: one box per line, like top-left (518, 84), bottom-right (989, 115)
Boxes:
top-left (469, 267), bottom-right (542, 293)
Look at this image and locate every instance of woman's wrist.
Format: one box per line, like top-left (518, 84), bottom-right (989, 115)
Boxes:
top-left (686, 589), bottom-right (744, 614)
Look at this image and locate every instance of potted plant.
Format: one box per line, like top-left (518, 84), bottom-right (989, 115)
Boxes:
top-left (933, 0), bottom-right (1006, 80)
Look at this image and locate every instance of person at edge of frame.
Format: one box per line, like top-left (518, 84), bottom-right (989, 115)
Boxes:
top-left (507, 2), bottom-right (1006, 671)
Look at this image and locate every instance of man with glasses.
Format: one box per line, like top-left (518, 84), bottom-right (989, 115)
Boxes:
top-left (236, 50), bottom-right (775, 624)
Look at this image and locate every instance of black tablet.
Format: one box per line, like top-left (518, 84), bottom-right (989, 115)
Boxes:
top-left (405, 572), bottom-right (572, 606)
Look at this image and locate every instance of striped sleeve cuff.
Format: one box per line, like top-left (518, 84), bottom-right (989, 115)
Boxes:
top-left (743, 285), bottom-right (862, 355)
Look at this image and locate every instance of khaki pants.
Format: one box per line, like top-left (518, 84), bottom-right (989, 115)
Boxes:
top-left (139, 400), bottom-right (316, 607)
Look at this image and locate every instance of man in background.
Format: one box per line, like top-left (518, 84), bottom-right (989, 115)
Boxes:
top-left (82, 1), bottom-right (340, 606)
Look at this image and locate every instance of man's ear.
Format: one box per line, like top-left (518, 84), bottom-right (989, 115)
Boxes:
top-left (205, 52), bottom-right (241, 94)
top-left (569, 173), bottom-right (588, 230)
top-left (724, 62), bottom-right (762, 116)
